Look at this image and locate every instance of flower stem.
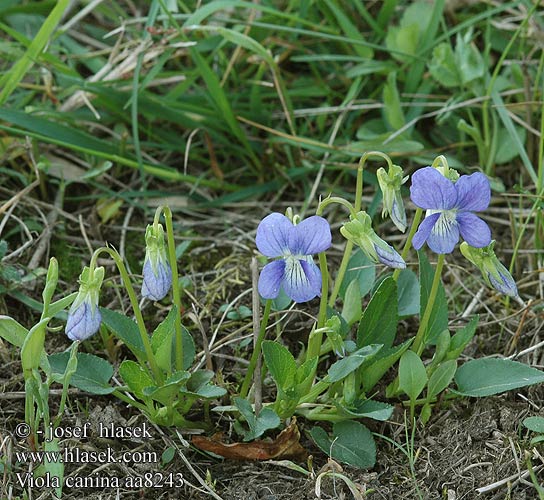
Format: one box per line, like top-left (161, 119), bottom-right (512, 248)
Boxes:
top-left (392, 208), bottom-right (423, 281)
top-left (239, 299), bottom-right (272, 399)
top-left (316, 197), bottom-right (357, 217)
top-left (412, 253), bottom-right (446, 355)
top-left (306, 252), bottom-right (329, 364)
top-left (327, 151), bottom-right (392, 306)
top-left (161, 207), bottom-right (184, 371)
top-left (90, 247), bottom-right (163, 382)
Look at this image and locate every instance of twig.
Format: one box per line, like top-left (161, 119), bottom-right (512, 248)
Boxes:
top-left (476, 465), bottom-right (543, 494)
top-left (192, 303), bottom-right (213, 372)
top-left (28, 184), bottom-right (65, 270)
top-left (174, 430), bottom-right (225, 500)
top-left (0, 180), bottom-right (39, 217)
top-left (119, 202), bottom-right (136, 274)
top-left (251, 257), bottom-right (262, 414)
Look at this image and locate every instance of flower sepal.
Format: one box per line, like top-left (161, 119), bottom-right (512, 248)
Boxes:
top-left (340, 211), bottom-right (405, 269)
top-left (377, 164), bottom-right (408, 232)
top-left (460, 241), bottom-right (518, 297)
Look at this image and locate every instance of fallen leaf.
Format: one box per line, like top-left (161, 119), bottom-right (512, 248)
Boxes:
top-left (192, 418), bottom-right (307, 461)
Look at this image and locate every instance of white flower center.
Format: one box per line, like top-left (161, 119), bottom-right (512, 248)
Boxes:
top-left (426, 209), bottom-right (458, 237)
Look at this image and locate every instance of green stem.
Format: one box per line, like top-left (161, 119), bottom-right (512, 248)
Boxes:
top-left (412, 253), bottom-right (445, 354)
top-left (112, 389), bottom-right (148, 412)
top-left (90, 247), bottom-right (162, 382)
top-left (306, 252), bottom-right (329, 364)
top-left (327, 151), bottom-right (393, 306)
top-left (317, 197), bottom-right (357, 217)
top-left (298, 378), bottom-right (330, 404)
top-left (239, 299), bottom-right (272, 399)
top-left (392, 208), bottom-right (423, 281)
top-left (161, 207), bottom-right (184, 371)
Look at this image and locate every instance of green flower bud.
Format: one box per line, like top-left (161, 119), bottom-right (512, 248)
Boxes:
top-left (377, 164), bottom-right (408, 232)
top-left (460, 241), bottom-right (518, 297)
top-left (340, 211), bottom-right (406, 269)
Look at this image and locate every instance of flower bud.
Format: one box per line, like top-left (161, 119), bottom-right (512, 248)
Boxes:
top-left (460, 241), bottom-right (518, 297)
top-left (142, 223), bottom-right (172, 301)
top-left (324, 316), bottom-right (345, 357)
top-left (377, 165), bottom-right (408, 232)
top-left (65, 266), bottom-right (104, 341)
top-left (340, 211), bottom-right (405, 269)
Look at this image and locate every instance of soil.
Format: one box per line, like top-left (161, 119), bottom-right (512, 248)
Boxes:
top-left (1, 200), bottom-right (542, 500)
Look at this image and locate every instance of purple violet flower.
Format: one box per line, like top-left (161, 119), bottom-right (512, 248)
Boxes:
top-left (410, 167), bottom-right (491, 254)
top-left (256, 213), bottom-right (331, 303)
top-left (65, 266), bottom-right (104, 341)
top-left (142, 223), bottom-right (172, 301)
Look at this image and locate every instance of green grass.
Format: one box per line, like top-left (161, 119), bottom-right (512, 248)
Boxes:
top-left (1, 2), bottom-right (544, 498)
top-left (0, 1), bottom-right (540, 197)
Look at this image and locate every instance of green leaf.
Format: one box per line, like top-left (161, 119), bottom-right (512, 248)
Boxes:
top-left (262, 341), bottom-right (297, 391)
top-left (0, 315), bottom-right (28, 347)
top-left (48, 292), bottom-right (77, 317)
top-left (150, 306), bottom-right (195, 371)
top-left (357, 277), bottom-right (397, 349)
top-left (360, 338), bottom-right (413, 392)
top-left (339, 399), bottom-right (394, 421)
top-left (21, 318), bottom-right (48, 375)
top-left (383, 72), bottom-right (405, 130)
top-left (119, 360), bottom-right (154, 400)
top-left (430, 329), bottom-right (450, 367)
top-left (397, 269), bottom-right (420, 317)
top-left (234, 397), bottom-right (280, 441)
top-left (0, 241), bottom-right (7, 259)
top-left (454, 358), bottom-right (544, 397)
top-left (523, 416), bottom-right (544, 433)
top-left (322, 0), bottom-right (373, 59)
top-left (491, 90), bottom-right (536, 183)
top-left (310, 421), bottom-right (376, 469)
top-left (341, 279), bottom-right (362, 326)
top-left (428, 43), bottom-right (461, 87)
top-left (419, 252), bottom-right (448, 345)
top-left (295, 356), bottom-right (318, 396)
top-left (0, 315), bottom-right (51, 372)
top-left (495, 124), bottom-right (527, 165)
top-left (269, 287), bottom-right (292, 311)
top-left (100, 307), bottom-right (145, 357)
top-left (184, 370), bottom-right (226, 399)
top-left (0, 0), bottom-right (71, 104)
top-left (144, 371), bottom-right (191, 404)
top-left (339, 249), bottom-right (375, 300)
top-left (327, 345), bottom-right (382, 383)
top-left (398, 350), bottom-right (428, 401)
top-left (455, 31), bottom-right (485, 85)
top-left (446, 316), bottom-right (478, 361)
top-left (427, 360), bottom-right (457, 399)
top-left (44, 439), bottom-right (64, 499)
top-left (151, 307), bottom-right (177, 372)
top-left (49, 352), bottom-right (115, 395)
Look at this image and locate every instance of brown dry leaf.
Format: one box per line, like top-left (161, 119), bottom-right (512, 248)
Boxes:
top-left (192, 418), bottom-right (307, 461)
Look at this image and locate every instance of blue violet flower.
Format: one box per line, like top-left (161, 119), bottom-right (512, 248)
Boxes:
top-left (256, 213), bottom-right (331, 303)
top-left (142, 223), bottom-right (172, 301)
top-left (65, 266), bottom-right (104, 341)
top-left (410, 167), bottom-right (491, 254)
